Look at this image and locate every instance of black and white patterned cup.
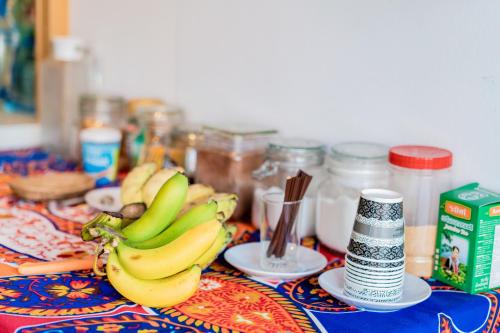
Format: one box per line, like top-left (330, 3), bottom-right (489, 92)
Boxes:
top-left (344, 189), bottom-right (405, 303)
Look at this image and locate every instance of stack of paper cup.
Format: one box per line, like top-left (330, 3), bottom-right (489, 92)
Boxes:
top-left (344, 189), bottom-right (405, 303)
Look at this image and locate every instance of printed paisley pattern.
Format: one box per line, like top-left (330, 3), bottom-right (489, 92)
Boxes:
top-left (357, 197), bottom-right (403, 220)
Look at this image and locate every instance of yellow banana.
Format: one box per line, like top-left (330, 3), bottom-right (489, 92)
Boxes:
top-left (142, 167), bottom-right (184, 207)
top-left (193, 225), bottom-right (234, 269)
top-left (121, 163), bottom-right (157, 205)
top-left (179, 184), bottom-right (216, 215)
top-left (106, 251), bottom-right (201, 308)
top-left (117, 219), bottom-right (221, 279)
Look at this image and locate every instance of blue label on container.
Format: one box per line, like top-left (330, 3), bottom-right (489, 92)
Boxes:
top-left (82, 142), bottom-right (120, 186)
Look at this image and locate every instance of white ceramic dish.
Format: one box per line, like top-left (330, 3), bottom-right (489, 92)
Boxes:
top-left (224, 242), bottom-right (327, 280)
top-left (318, 267), bottom-right (432, 312)
top-left (84, 187), bottom-right (122, 212)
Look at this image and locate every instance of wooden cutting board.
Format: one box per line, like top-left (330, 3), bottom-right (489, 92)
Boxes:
top-left (8, 172), bottom-right (95, 201)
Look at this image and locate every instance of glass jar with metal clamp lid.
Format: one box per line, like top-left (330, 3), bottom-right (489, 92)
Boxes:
top-left (252, 138), bottom-right (326, 237)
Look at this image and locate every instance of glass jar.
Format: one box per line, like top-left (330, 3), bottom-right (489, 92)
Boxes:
top-left (168, 124), bottom-right (202, 179)
top-left (389, 145), bottom-right (453, 277)
top-left (80, 94), bottom-right (126, 130)
top-left (252, 138), bottom-right (326, 237)
top-left (125, 98), bottom-right (165, 168)
top-left (316, 142), bottom-right (389, 253)
top-left (195, 124), bottom-right (278, 220)
top-left (137, 104), bottom-right (184, 169)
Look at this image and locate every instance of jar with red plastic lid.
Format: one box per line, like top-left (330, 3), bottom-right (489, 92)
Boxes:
top-left (389, 145), bottom-right (453, 277)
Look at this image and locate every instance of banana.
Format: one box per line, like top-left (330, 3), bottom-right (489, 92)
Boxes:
top-left (142, 167), bottom-right (184, 207)
top-left (117, 219), bottom-right (221, 279)
top-left (179, 184), bottom-right (216, 215)
top-left (194, 224), bottom-right (235, 269)
top-left (210, 193), bottom-right (238, 222)
top-left (106, 251), bottom-right (201, 308)
top-left (121, 163), bottom-right (157, 205)
top-left (127, 201), bottom-right (218, 249)
top-left (122, 172), bottom-right (188, 242)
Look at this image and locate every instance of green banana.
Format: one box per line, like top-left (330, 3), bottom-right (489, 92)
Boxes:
top-left (194, 224), bottom-right (235, 269)
top-left (122, 172), bottom-right (188, 242)
top-left (117, 219), bottom-right (221, 280)
top-left (127, 201), bottom-right (218, 249)
top-left (106, 251), bottom-right (201, 308)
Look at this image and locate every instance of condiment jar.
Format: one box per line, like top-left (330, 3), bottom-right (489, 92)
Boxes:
top-left (195, 124), bottom-right (278, 220)
top-left (252, 138), bottom-right (326, 237)
top-left (389, 145), bottom-right (453, 277)
top-left (316, 142), bottom-right (389, 252)
top-left (125, 98), bottom-right (165, 168)
top-left (168, 124), bottom-right (201, 179)
top-left (137, 104), bottom-right (184, 169)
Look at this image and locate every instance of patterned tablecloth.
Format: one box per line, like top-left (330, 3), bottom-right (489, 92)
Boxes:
top-left (0, 149), bottom-right (499, 333)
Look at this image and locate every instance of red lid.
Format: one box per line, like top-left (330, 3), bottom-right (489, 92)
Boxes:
top-left (389, 145), bottom-right (452, 170)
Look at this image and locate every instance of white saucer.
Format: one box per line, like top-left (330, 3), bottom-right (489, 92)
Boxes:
top-left (318, 267), bottom-right (432, 312)
top-left (224, 242), bottom-right (327, 280)
top-left (84, 187), bottom-right (122, 212)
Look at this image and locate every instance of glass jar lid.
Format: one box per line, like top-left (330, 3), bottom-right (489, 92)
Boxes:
top-left (267, 137), bottom-right (326, 166)
top-left (200, 123), bottom-right (278, 153)
top-left (328, 142), bottom-right (388, 174)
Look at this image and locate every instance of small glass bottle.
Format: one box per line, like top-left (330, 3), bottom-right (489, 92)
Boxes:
top-left (252, 138), bottom-right (326, 237)
top-left (389, 145), bottom-right (453, 277)
top-left (316, 142), bottom-right (389, 253)
top-left (137, 104), bottom-right (184, 169)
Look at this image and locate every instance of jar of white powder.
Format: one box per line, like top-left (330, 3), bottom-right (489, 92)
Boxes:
top-left (316, 142), bottom-right (389, 252)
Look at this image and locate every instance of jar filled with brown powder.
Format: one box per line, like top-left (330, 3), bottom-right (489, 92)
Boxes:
top-left (195, 124), bottom-right (277, 220)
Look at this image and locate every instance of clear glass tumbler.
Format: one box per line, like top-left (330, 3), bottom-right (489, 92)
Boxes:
top-left (260, 192), bottom-right (303, 272)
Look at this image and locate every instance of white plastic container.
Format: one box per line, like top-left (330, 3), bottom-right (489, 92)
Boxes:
top-left (80, 128), bottom-right (122, 186)
top-left (389, 145), bottom-right (453, 277)
top-left (316, 142), bottom-right (389, 252)
top-left (252, 138), bottom-right (326, 237)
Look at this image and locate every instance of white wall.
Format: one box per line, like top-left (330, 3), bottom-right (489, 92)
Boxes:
top-left (69, 0), bottom-right (499, 189)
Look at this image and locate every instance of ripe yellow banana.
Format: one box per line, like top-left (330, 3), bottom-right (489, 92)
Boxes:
top-left (179, 184), bottom-right (216, 215)
top-left (142, 167), bottom-right (184, 207)
top-left (193, 224), bottom-right (234, 269)
top-left (122, 172), bottom-right (188, 242)
top-left (117, 219), bottom-right (221, 279)
top-left (121, 163), bottom-right (157, 205)
top-left (106, 251), bottom-right (201, 308)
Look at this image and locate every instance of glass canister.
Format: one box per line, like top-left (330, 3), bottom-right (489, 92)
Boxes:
top-left (389, 145), bottom-right (453, 277)
top-left (125, 98), bottom-right (165, 168)
top-left (316, 142), bottom-right (389, 253)
top-left (80, 94), bottom-right (126, 129)
top-left (137, 104), bottom-right (184, 169)
top-left (168, 124), bottom-right (202, 180)
top-left (252, 138), bottom-right (326, 237)
top-left (195, 124), bottom-right (278, 220)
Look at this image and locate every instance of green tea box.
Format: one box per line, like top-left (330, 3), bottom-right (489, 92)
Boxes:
top-left (433, 183), bottom-right (500, 293)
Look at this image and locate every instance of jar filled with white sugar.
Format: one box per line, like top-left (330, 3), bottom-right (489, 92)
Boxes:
top-left (252, 138), bottom-right (326, 237)
top-left (316, 142), bottom-right (389, 252)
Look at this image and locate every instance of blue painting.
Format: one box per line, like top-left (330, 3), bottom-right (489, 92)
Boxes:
top-left (0, 0), bottom-right (35, 115)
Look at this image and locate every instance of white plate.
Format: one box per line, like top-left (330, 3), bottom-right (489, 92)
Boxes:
top-left (318, 267), bottom-right (432, 312)
top-left (84, 187), bottom-right (122, 212)
top-left (224, 242), bottom-right (327, 280)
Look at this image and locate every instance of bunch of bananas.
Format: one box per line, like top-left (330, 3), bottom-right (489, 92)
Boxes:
top-left (81, 164), bottom-right (237, 308)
